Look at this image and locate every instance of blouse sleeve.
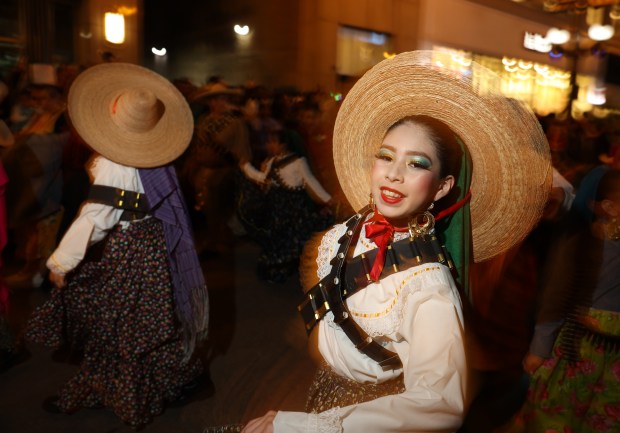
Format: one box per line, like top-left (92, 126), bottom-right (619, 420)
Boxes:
top-left (46, 156), bottom-right (140, 275)
top-left (298, 157), bottom-right (331, 204)
top-left (274, 281), bottom-right (468, 433)
top-left (240, 160), bottom-right (269, 184)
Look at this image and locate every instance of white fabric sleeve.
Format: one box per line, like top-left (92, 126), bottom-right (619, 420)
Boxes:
top-left (46, 202), bottom-right (123, 275)
top-left (298, 157), bottom-right (331, 204)
top-left (552, 167), bottom-right (575, 212)
top-left (46, 156), bottom-right (141, 275)
top-left (275, 291), bottom-right (467, 433)
top-left (240, 160), bottom-right (270, 183)
top-left (274, 407), bottom-right (342, 433)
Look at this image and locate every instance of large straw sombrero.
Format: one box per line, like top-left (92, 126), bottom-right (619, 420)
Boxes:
top-left (333, 50), bottom-right (552, 262)
top-left (68, 63), bottom-right (193, 168)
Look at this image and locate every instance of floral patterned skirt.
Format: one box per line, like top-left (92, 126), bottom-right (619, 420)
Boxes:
top-left (26, 217), bottom-right (202, 428)
top-left (497, 308), bottom-right (620, 433)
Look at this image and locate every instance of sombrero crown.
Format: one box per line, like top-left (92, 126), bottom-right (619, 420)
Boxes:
top-left (68, 63), bottom-right (193, 168)
top-left (333, 50), bottom-right (552, 262)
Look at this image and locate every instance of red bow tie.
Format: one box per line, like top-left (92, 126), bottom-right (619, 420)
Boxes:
top-left (364, 213), bottom-right (408, 282)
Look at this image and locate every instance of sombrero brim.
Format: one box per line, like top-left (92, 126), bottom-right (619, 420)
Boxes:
top-left (68, 63), bottom-right (193, 168)
top-left (333, 51), bottom-right (552, 262)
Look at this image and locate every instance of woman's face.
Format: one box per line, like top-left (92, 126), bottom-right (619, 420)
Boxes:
top-left (371, 122), bottom-right (454, 226)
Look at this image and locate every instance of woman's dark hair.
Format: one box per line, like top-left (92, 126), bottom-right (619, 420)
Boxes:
top-left (386, 115), bottom-right (463, 179)
top-left (267, 127), bottom-right (293, 151)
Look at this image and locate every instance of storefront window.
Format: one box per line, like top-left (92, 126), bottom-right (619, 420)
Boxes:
top-left (433, 45), bottom-right (572, 116)
top-left (336, 26), bottom-right (394, 77)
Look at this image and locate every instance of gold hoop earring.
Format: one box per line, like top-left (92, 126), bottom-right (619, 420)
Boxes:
top-left (408, 211), bottom-right (435, 237)
top-left (369, 193), bottom-right (376, 211)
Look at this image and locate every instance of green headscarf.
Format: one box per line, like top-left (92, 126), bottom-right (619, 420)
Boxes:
top-left (435, 138), bottom-right (473, 302)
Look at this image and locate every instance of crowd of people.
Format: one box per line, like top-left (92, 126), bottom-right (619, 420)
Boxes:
top-left (0, 50), bottom-right (618, 433)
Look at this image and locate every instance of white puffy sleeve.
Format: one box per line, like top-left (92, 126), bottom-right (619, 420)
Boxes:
top-left (298, 157), bottom-right (331, 204)
top-left (46, 155), bottom-right (144, 275)
top-left (240, 160), bottom-right (273, 184)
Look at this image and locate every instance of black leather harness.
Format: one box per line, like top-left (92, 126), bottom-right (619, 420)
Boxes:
top-left (297, 206), bottom-right (455, 371)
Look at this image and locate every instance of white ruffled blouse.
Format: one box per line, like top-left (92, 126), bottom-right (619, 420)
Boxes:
top-left (47, 155), bottom-right (145, 276)
top-left (274, 221), bottom-right (469, 433)
top-left (240, 155), bottom-right (331, 204)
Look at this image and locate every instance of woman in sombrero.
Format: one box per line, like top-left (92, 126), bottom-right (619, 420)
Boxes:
top-left (26, 63), bottom-right (209, 428)
top-left (240, 51), bottom-right (551, 433)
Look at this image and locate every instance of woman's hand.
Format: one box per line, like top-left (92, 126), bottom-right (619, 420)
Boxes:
top-left (49, 270), bottom-right (66, 289)
top-left (241, 411), bottom-right (277, 433)
top-left (522, 352), bottom-right (545, 375)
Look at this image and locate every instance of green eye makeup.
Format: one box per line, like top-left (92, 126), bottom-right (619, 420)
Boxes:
top-left (375, 148), bottom-right (394, 159)
top-left (407, 155), bottom-right (431, 169)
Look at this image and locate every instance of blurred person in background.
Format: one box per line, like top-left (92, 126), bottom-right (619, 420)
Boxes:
top-left (2, 81), bottom-right (68, 289)
top-left (461, 168), bottom-right (575, 433)
top-left (183, 81), bottom-right (251, 254)
top-left (497, 165), bottom-right (620, 433)
top-left (0, 122), bottom-right (29, 373)
top-left (238, 126), bottom-right (333, 283)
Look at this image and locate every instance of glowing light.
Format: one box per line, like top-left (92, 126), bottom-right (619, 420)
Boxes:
top-left (546, 28), bottom-right (571, 45)
top-left (117, 6), bottom-right (138, 16)
top-left (518, 60), bottom-right (533, 70)
top-left (383, 51), bottom-right (396, 59)
top-left (330, 92), bottom-right (343, 102)
top-left (516, 71), bottom-right (531, 80)
top-left (104, 12), bottom-right (125, 44)
top-left (79, 31), bottom-right (92, 39)
top-left (549, 46), bottom-right (564, 59)
top-left (234, 25), bottom-right (250, 36)
top-left (502, 57), bottom-right (517, 66)
top-left (587, 86), bottom-right (606, 105)
top-left (151, 47), bottom-right (167, 56)
top-left (588, 24), bottom-right (614, 41)
top-left (452, 54), bottom-right (472, 67)
top-left (534, 64), bottom-right (549, 74)
top-left (524, 32), bottom-right (552, 53)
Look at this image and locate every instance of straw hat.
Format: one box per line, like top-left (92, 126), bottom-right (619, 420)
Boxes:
top-left (191, 82), bottom-right (242, 102)
top-left (333, 50), bottom-right (552, 262)
top-left (68, 63), bottom-right (193, 168)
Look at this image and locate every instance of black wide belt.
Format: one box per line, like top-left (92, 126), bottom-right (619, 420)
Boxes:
top-left (87, 184), bottom-right (150, 221)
